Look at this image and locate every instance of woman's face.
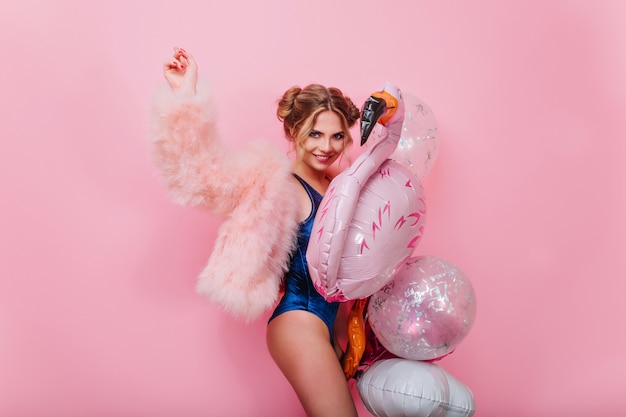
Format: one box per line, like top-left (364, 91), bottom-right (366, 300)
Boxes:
top-left (295, 110), bottom-right (346, 173)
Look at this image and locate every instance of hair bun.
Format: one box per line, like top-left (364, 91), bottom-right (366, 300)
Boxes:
top-left (344, 96), bottom-right (361, 126)
top-left (277, 86), bottom-right (302, 121)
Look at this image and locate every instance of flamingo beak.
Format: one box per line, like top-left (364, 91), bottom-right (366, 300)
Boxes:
top-left (360, 90), bottom-right (399, 146)
top-left (360, 95), bottom-right (387, 145)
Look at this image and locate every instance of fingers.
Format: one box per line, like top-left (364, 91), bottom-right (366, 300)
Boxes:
top-left (177, 48), bottom-right (198, 73)
top-left (164, 58), bottom-right (185, 72)
top-left (162, 47), bottom-right (199, 94)
top-left (172, 47), bottom-right (186, 67)
top-left (173, 46), bottom-right (185, 58)
top-left (175, 47), bottom-right (193, 63)
top-left (163, 47), bottom-right (197, 72)
top-left (164, 58), bottom-right (182, 72)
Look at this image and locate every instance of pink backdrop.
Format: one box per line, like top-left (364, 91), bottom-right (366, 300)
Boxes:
top-left (1, 1), bottom-right (625, 416)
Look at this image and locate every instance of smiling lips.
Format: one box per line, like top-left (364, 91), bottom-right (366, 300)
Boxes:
top-left (315, 154), bottom-right (334, 163)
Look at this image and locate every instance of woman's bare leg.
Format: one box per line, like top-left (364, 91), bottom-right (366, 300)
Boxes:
top-left (267, 310), bottom-right (358, 417)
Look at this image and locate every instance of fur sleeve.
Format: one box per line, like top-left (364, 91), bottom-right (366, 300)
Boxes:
top-left (196, 147), bottom-right (301, 321)
top-left (151, 80), bottom-right (240, 215)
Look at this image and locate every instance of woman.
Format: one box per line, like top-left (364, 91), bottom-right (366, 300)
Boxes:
top-left (153, 47), bottom-right (360, 416)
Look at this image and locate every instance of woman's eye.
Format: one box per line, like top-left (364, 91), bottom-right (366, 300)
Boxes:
top-left (333, 133), bottom-right (345, 140)
top-left (309, 131), bottom-right (321, 138)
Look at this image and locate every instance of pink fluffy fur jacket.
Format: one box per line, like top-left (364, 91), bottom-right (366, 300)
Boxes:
top-left (151, 80), bottom-right (301, 322)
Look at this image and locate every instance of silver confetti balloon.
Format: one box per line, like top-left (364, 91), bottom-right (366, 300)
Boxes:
top-left (368, 256), bottom-right (477, 361)
top-left (391, 93), bottom-right (439, 181)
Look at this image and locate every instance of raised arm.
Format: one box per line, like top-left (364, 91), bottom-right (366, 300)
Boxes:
top-left (151, 49), bottom-right (303, 321)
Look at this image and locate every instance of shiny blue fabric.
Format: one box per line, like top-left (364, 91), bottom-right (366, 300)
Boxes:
top-left (268, 174), bottom-right (340, 340)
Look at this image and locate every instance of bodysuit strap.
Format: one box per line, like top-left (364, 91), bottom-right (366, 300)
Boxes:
top-left (292, 173), bottom-right (322, 201)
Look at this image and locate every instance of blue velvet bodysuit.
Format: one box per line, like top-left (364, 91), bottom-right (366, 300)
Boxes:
top-left (268, 174), bottom-right (340, 340)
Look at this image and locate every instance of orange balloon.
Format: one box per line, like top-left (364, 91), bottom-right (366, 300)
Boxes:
top-left (341, 298), bottom-right (368, 379)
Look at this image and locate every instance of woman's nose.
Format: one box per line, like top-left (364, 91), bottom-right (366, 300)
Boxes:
top-left (319, 137), bottom-right (332, 151)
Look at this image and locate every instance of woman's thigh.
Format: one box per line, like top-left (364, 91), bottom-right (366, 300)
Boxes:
top-left (266, 310), bottom-right (357, 417)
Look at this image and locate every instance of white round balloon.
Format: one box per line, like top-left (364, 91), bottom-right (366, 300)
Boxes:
top-left (357, 358), bottom-right (476, 417)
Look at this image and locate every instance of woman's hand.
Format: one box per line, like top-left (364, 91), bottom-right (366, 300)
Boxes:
top-left (163, 47), bottom-right (198, 95)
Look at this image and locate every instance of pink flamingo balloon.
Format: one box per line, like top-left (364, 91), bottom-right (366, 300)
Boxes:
top-left (307, 83), bottom-right (427, 302)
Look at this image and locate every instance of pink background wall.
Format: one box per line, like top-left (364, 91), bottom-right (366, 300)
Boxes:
top-left (1, 1), bottom-right (625, 416)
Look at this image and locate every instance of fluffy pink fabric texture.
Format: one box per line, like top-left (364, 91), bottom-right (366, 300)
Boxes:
top-left (151, 80), bottom-right (300, 322)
